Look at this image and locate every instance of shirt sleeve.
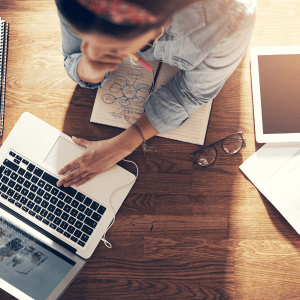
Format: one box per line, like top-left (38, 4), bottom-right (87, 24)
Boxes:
top-left (58, 11), bottom-right (110, 89)
top-left (145, 10), bottom-right (256, 134)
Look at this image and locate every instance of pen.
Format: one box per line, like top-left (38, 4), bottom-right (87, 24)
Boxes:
top-left (129, 53), bottom-right (153, 72)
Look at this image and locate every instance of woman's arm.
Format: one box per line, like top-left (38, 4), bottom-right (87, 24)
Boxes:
top-left (56, 113), bottom-right (158, 187)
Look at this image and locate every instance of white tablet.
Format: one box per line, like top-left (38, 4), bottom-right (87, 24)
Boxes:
top-left (250, 46), bottom-right (300, 143)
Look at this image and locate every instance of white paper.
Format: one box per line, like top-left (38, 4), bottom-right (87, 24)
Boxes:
top-left (239, 143), bottom-right (300, 234)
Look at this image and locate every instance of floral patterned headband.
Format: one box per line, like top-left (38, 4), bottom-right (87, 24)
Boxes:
top-left (77, 0), bottom-right (160, 25)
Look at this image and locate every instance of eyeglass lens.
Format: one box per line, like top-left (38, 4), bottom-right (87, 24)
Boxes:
top-left (195, 132), bottom-right (243, 166)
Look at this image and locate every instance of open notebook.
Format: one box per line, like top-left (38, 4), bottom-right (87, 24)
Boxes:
top-left (90, 57), bottom-right (213, 145)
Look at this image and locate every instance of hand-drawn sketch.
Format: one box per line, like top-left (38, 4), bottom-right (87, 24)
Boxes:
top-left (102, 68), bottom-right (153, 124)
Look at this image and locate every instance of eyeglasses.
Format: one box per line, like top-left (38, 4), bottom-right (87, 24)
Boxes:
top-left (191, 131), bottom-right (245, 167)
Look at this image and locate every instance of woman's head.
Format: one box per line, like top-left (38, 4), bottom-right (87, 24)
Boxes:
top-left (56, 0), bottom-right (197, 39)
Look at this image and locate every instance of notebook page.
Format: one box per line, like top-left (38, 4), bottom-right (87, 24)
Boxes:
top-left (90, 57), bottom-right (160, 128)
top-left (154, 63), bottom-right (212, 145)
top-left (91, 59), bottom-right (212, 145)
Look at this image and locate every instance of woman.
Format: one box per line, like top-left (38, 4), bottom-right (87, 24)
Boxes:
top-left (55, 0), bottom-right (256, 188)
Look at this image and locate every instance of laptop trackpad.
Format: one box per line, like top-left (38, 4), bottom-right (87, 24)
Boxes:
top-left (44, 136), bottom-right (85, 172)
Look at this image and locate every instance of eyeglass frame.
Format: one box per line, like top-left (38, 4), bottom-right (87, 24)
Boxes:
top-left (191, 131), bottom-right (245, 167)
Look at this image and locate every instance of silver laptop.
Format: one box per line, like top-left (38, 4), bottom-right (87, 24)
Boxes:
top-left (0, 112), bottom-right (136, 299)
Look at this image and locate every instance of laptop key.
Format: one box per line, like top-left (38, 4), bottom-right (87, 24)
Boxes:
top-left (13, 193), bottom-right (21, 201)
top-left (57, 200), bottom-right (64, 209)
top-left (24, 172), bottom-right (32, 180)
top-left (8, 198), bottom-right (15, 204)
top-left (63, 232), bottom-right (71, 238)
top-left (41, 200), bottom-right (49, 209)
top-left (78, 204), bottom-right (86, 212)
top-left (81, 225), bottom-right (93, 235)
top-left (74, 230), bottom-right (82, 238)
top-left (34, 196), bottom-right (42, 204)
top-left (33, 205), bottom-right (41, 213)
top-left (4, 169), bottom-right (11, 176)
top-left (1, 176), bottom-right (9, 184)
top-left (29, 211), bottom-right (36, 217)
top-left (90, 201), bottom-right (99, 211)
top-left (68, 216), bottom-right (76, 225)
top-left (27, 163), bottom-right (35, 172)
top-left (74, 221), bottom-right (83, 229)
top-left (83, 197), bottom-right (92, 207)
top-left (63, 204), bottom-right (72, 213)
top-left (77, 213), bottom-right (85, 221)
top-left (28, 192), bottom-right (35, 200)
top-left (30, 184), bottom-right (38, 192)
top-left (37, 180), bottom-right (45, 188)
top-left (50, 196), bottom-right (58, 205)
top-left (78, 241), bottom-right (85, 247)
top-left (61, 212), bottom-right (69, 221)
top-left (16, 155), bottom-right (22, 161)
top-left (71, 236), bottom-right (78, 243)
top-left (21, 188), bottom-right (29, 196)
top-left (43, 192), bottom-right (51, 200)
top-left (0, 184), bottom-right (8, 193)
top-left (3, 159), bottom-right (19, 171)
top-left (9, 151), bottom-right (16, 157)
top-left (70, 209), bottom-right (78, 218)
top-left (37, 188), bottom-right (44, 196)
top-left (7, 189), bottom-right (15, 197)
top-left (20, 197), bottom-right (28, 205)
top-left (22, 206), bottom-right (29, 212)
top-left (14, 159), bottom-right (21, 164)
top-left (84, 208), bottom-right (93, 217)
top-left (42, 219), bottom-right (49, 225)
top-left (17, 168), bottom-right (25, 176)
top-left (24, 180), bottom-right (31, 188)
top-left (40, 209), bottom-right (48, 217)
top-left (71, 200), bottom-right (79, 208)
top-left (51, 187), bottom-right (59, 196)
top-left (84, 217), bottom-right (97, 228)
top-left (54, 208), bottom-right (62, 217)
top-left (50, 224), bottom-right (57, 230)
top-left (11, 172), bottom-right (18, 180)
top-left (17, 176), bottom-right (25, 184)
top-left (67, 225), bottom-right (75, 234)
top-left (33, 167), bottom-right (43, 177)
top-left (81, 234), bottom-right (89, 243)
top-left (8, 180), bottom-right (16, 188)
top-left (44, 184), bottom-right (52, 192)
top-left (31, 176), bottom-right (39, 184)
top-left (64, 196), bottom-right (72, 204)
top-left (60, 221), bottom-right (68, 230)
top-left (22, 159), bottom-right (29, 165)
top-left (15, 202), bottom-right (22, 208)
top-left (48, 204), bottom-right (55, 212)
top-left (75, 192), bottom-right (85, 203)
top-left (36, 215), bottom-right (43, 221)
top-left (57, 192), bottom-right (65, 200)
top-left (1, 194), bottom-right (8, 199)
top-left (56, 227), bottom-right (63, 234)
top-left (54, 217), bottom-right (62, 226)
top-left (46, 213), bottom-right (55, 221)
top-left (15, 184), bottom-right (22, 192)
top-left (91, 212), bottom-right (102, 222)
top-left (26, 201), bottom-right (34, 209)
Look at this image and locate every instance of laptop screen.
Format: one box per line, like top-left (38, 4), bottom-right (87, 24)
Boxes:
top-left (0, 216), bottom-right (76, 300)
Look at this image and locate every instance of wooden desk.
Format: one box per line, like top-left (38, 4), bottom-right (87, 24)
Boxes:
top-left (1, 1), bottom-right (300, 299)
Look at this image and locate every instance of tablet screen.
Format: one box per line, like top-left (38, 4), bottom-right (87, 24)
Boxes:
top-left (258, 54), bottom-right (300, 134)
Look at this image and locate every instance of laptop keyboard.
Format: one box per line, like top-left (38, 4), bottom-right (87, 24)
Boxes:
top-left (0, 150), bottom-right (107, 248)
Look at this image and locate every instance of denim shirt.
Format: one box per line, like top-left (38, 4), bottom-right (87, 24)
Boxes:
top-left (58, 0), bottom-right (256, 134)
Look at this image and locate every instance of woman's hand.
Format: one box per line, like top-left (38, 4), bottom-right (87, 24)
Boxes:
top-left (56, 136), bottom-right (132, 188)
top-left (57, 113), bottom-right (159, 187)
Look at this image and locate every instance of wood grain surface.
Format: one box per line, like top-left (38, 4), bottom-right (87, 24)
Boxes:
top-left (1, 0), bottom-right (300, 299)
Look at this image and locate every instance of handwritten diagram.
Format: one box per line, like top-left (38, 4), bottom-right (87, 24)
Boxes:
top-left (101, 68), bottom-right (153, 124)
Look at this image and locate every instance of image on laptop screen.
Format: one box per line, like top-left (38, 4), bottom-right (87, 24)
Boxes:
top-left (0, 217), bottom-right (76, 300)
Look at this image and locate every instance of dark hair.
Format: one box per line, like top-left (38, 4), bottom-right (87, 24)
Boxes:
top-left (55, 0), bottom-right (197, 39)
